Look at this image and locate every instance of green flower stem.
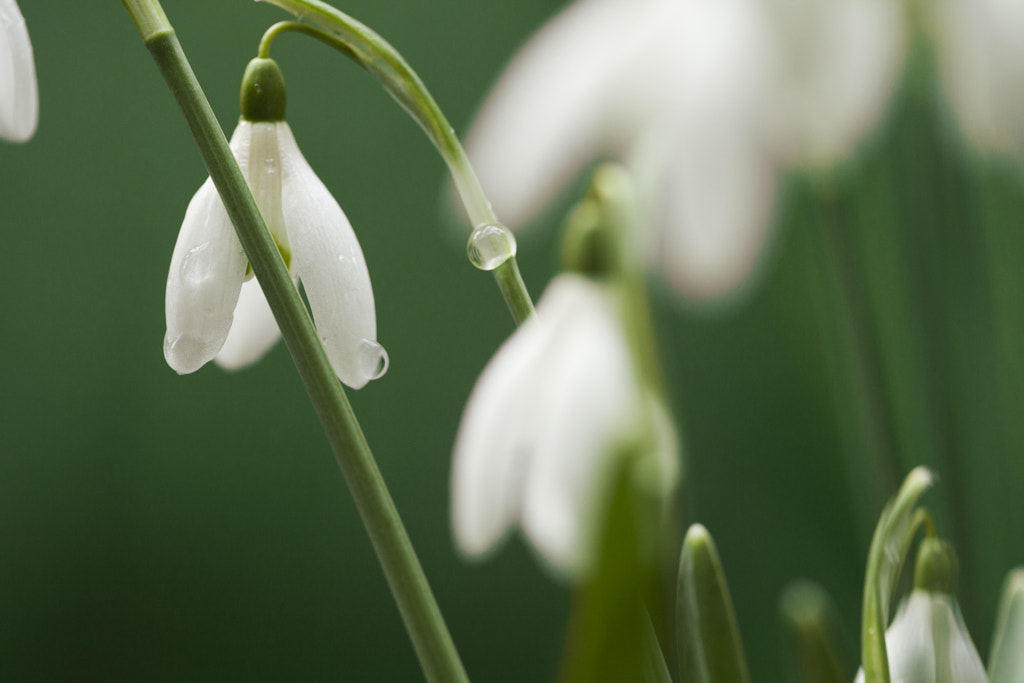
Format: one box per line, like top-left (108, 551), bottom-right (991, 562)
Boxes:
top-left (257, 0), bottom-right (535, 323)
top-left (121, 3), bottom-right (468, 682)
top-left (492, 258), bottom-right (534, 326)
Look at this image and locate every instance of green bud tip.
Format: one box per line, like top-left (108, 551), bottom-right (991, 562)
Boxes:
top-left (780, 581), bottom-right (830, 629)
top-left (240, 57), bottom-right (287, 122)
top-left (561, 200), bottom-right (614, 277)
top-left (561, 163), bottom-right (636, 278)
top-left (913, 537), bottom-right (956, 595)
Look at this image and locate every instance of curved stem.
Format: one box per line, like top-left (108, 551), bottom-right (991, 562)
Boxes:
top-left (121, 3), bottom-right (469, 682)
top-left (257, 0), bottom-right (535, 322)
top-left (259, 20), bottom-right (358, 62)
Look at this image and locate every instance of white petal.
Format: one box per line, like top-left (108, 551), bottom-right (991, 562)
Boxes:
top-left (627, 0), bottom-right (780, 300)
top-left (164, 124), bottom-right (256, 374)
top-left (465, 0), bottom-right (658, 228)
top-left (886, 593), bottom-right (940, 683)
top-left (164, 177), bottom-right (248, 374)
top-left (634, 110), bottom-right (778, 301)
top-left (939, 598), bottom-right (989, 683)
top-left (0, 0), bottom-right (38, 142)
top-left (521, 276), bottom-right (641, 575)
top-left (760, 0), bottom-right (906, 165)
top-left (276, 123), bottom-right (382, 390)
top-left (242, 121), bottom-right (290, 252)
top-left (214, 277), bottom-right (284, 370)
top-left (932, 0), bottom-right (1024, 157)
top-left (450, 302), bottom-right (556, 559)
top-left (632, 390), bottom-right (682, 499)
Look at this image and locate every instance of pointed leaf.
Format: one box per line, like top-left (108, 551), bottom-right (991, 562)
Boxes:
top-left (677, 524), bottom-right (751, 683)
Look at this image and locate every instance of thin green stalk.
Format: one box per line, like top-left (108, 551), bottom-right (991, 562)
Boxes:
top-left (121, 3), bottom-right (468, 681)
top-left (492, 258), bottom-right (534, 326)
top-left (257, 0), bottom-right (535, 323)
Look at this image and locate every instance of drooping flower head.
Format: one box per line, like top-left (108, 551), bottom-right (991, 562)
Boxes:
top-left (465, 0), bottom-right (904, 300)
top-left (856, 538), bottom-right (989, 683)
top-left (0, 0), bottom-right (38, 142)
top-left (164, 57), bottom-right (386, 389)
top-left (452, 169), bottom-right (679, 577)
top-left (451, 272), bottom-right (678, 576)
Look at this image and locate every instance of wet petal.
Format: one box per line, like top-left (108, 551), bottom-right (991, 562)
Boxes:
top-left (214, 277), bottom-right (284, 370)
top-left (277, 123), bottom-right (382, 389)
top-left (164, 124), bottom-right (256, 374)
top-left (164, 177), bottom-right (248, 374)
top-left (242, 121), bottom-right (290, 252)
top-left (0, 0), bottom-right (38, 142)
top-left (465, 0), bottom-right (657, 228)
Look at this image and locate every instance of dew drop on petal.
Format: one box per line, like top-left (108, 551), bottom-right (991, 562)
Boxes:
top-left (356, 339), bottom-right (389, 382)
top-left (181, 243), bottom-right (213, 287)
top-left (467, 223), bottom-right (517, 271)
top-left (164, 333), bottom-right (220, 375)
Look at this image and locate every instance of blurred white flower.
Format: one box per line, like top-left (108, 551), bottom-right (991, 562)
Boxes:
top-left (465, 0), bottom-right (904, 299)
top-left (854, 590), bottom-right (989, 683)
top-left (0, 0), bottom-right (38, 142)
top-left (164, 119), bottom-right (387, 389)
top-left (930, 0), bottom-right (1024, 158)
top-left (451, 273), bottom-right (678, 576)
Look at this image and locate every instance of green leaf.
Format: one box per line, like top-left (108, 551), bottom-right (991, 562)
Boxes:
top-left (676, 524), bottom-right (750, 683)
top-left (557, 461), bottom-right (665, 683)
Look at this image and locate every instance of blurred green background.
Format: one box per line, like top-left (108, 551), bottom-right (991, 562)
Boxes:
top-left (2, 1), bottom-right (1022, 681)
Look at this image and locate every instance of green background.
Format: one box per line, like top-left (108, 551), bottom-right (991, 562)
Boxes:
top-left (2, 1), bottom-right (1022, 680)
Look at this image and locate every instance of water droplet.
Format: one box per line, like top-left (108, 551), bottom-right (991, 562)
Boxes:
top-left (467, 223), bottom-right (517, 271)
top-left (181, 243), bottom-right (212, 287)
top-left (357, 339), bottom-right (389, 381)
top-left (164, 332), bottom-right (217, 374)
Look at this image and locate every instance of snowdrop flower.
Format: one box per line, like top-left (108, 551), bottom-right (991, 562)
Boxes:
top-left (855, 538), bottom-right (989, 683)
top-left (451, 273), bottom-right (678, 576)
top-left (165, 58), bottom-right (387, 389)
top-left (465, 0), bottom-right (903, 299)
top-left (0, 0), bottom-right (38, 142)
top-left (854, 591), bottom-right (989, 683)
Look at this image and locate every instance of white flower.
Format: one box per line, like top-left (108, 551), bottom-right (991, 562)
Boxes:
top-left (465, 0), bottom-right (902, 299)
top-left (0, 0), bottom-right (38, 142)
top-left (164, 119), bottom-right (386, 389)
top-left (450, 273), bottom-right (678, 576)
top-left (854, 591), bottom-right (989, 683)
